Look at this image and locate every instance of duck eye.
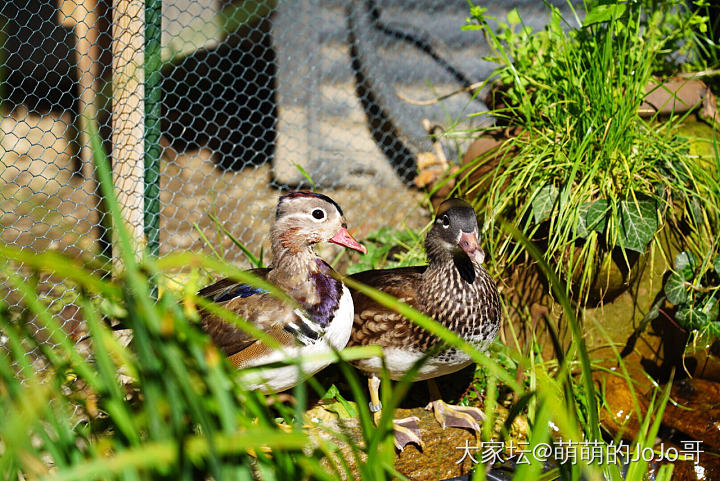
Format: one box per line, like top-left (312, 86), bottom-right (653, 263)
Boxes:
top-left (311, 209), bottom-right (325, 220)
top-left (441, 215), bottom-right (450, 228)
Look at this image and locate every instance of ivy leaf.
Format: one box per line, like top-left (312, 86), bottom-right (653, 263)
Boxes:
top-left (531, 183), bottom-right (559, 224)
top-left (641, 294), bottom-right (664, 325)
top-left (617, 198), bottom-right (658, 253)
top-left (665, 251), bottom-right (696, 305)
top-left (577, 200), bottom-right (609, 238)
top-left (664, 272), bottom-right (689, 305)
top-left (674, 251), bottom-right (697, 279)
top-left (701, 296), bottom-right (718, 320)
top-left (675, 307), bottom-right (690, 324)
top-left (676, 307), bottom-right (708, 329)
top-left (577, 207), bottom-right (591, 238)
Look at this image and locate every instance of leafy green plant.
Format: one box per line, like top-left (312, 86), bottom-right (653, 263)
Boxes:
top-left (663, 249), bottom-right (720, 336)
top-left (458, 1), bottom-right (719, 304)
top-left (345, 226), bottom-right (425, 275)
top-left (675, 0), bottom-right (720, 72)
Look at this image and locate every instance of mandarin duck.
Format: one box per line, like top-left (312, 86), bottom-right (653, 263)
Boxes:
top-left (348, 198), bottom-right (501, 450)
top-left (198, 192), bottom-right (366, 392)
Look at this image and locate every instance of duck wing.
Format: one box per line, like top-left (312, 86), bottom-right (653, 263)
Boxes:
top-left (198, 268), bottom-right (270, 301)
top-left (198, 269), bottom-right (321, 368)
top-left (348, 266), bottom-right (427, 348)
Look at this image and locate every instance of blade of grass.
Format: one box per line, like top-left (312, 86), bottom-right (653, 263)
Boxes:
top-left (207, 212), bottom-right (265, 268)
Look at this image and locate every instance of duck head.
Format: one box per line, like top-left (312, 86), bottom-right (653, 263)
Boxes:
top-left (426, 198), bottom-right (485, 265)
top-left (271, 192), bottom-right (367, 255)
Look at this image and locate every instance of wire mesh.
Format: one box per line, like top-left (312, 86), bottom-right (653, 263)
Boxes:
top-left (0, 0), bottom-right (570, 365)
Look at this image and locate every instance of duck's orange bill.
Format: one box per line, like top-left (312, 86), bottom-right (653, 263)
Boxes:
top-left (330, 227), bottom-right (367, 254)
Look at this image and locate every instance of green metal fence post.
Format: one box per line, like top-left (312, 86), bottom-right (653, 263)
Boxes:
top-left (0, 16), bottom-right (6, 110)
top-left (145, 0), bottom-right (162, 297)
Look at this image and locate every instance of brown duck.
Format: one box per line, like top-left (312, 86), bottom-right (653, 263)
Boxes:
top-left (198, 192), bottom-right (366, 393)
top-left (348, 198), bottom-right (501, 450)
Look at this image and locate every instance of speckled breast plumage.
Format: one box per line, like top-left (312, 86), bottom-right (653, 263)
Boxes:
top-left (349, 258), bottom-right (502, 380)
top-left (416, 262), bottom-right (500, 353)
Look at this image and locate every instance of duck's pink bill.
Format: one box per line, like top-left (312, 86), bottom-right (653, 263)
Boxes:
top-left (330, 227), bottom-right (367, 254)
top-left (459, 231), bottom-right (485, 264)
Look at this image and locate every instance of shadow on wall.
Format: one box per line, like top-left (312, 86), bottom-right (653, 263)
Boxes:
top-left (161, 13), bottom-right (277, 170)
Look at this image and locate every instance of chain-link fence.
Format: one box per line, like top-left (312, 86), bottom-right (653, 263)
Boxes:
top-left (1, 0), bottom-right (568, 357)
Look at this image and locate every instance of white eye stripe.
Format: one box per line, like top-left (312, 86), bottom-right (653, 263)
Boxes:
top-left (280, 211), bottom-right (328, 222)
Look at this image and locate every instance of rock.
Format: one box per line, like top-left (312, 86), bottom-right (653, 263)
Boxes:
top-left (684, 340), bottom-right (720, 383)
top-left (393, 407), bottom-right (480, 479)
top-left (566, 245), bottom-right (642, 306)
top-left (459, 128), bottom-right (520, 200)
top-left (596, 374), bottom-right (644, 442)
top-left (640, 79), bottom-right (715, 119)
top-left (659, 378), bottom-right (720, 451)
top-left (304, 363), bottom-right (524, 481)
top-left (304, 402), bottom-right (480, 480)
top-left (310, 403), bottom-right (521, 481)
top-left (597, 374), bottom-right (720, 458)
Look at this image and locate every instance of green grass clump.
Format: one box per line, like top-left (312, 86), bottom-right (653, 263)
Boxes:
top-left (458, 1), bottom-right (719, 304)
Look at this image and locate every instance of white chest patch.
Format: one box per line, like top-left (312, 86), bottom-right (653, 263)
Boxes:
top-left (353, 347), bottom-right (474, 382)
top-left (238, 285), bottom-right (354, 392)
